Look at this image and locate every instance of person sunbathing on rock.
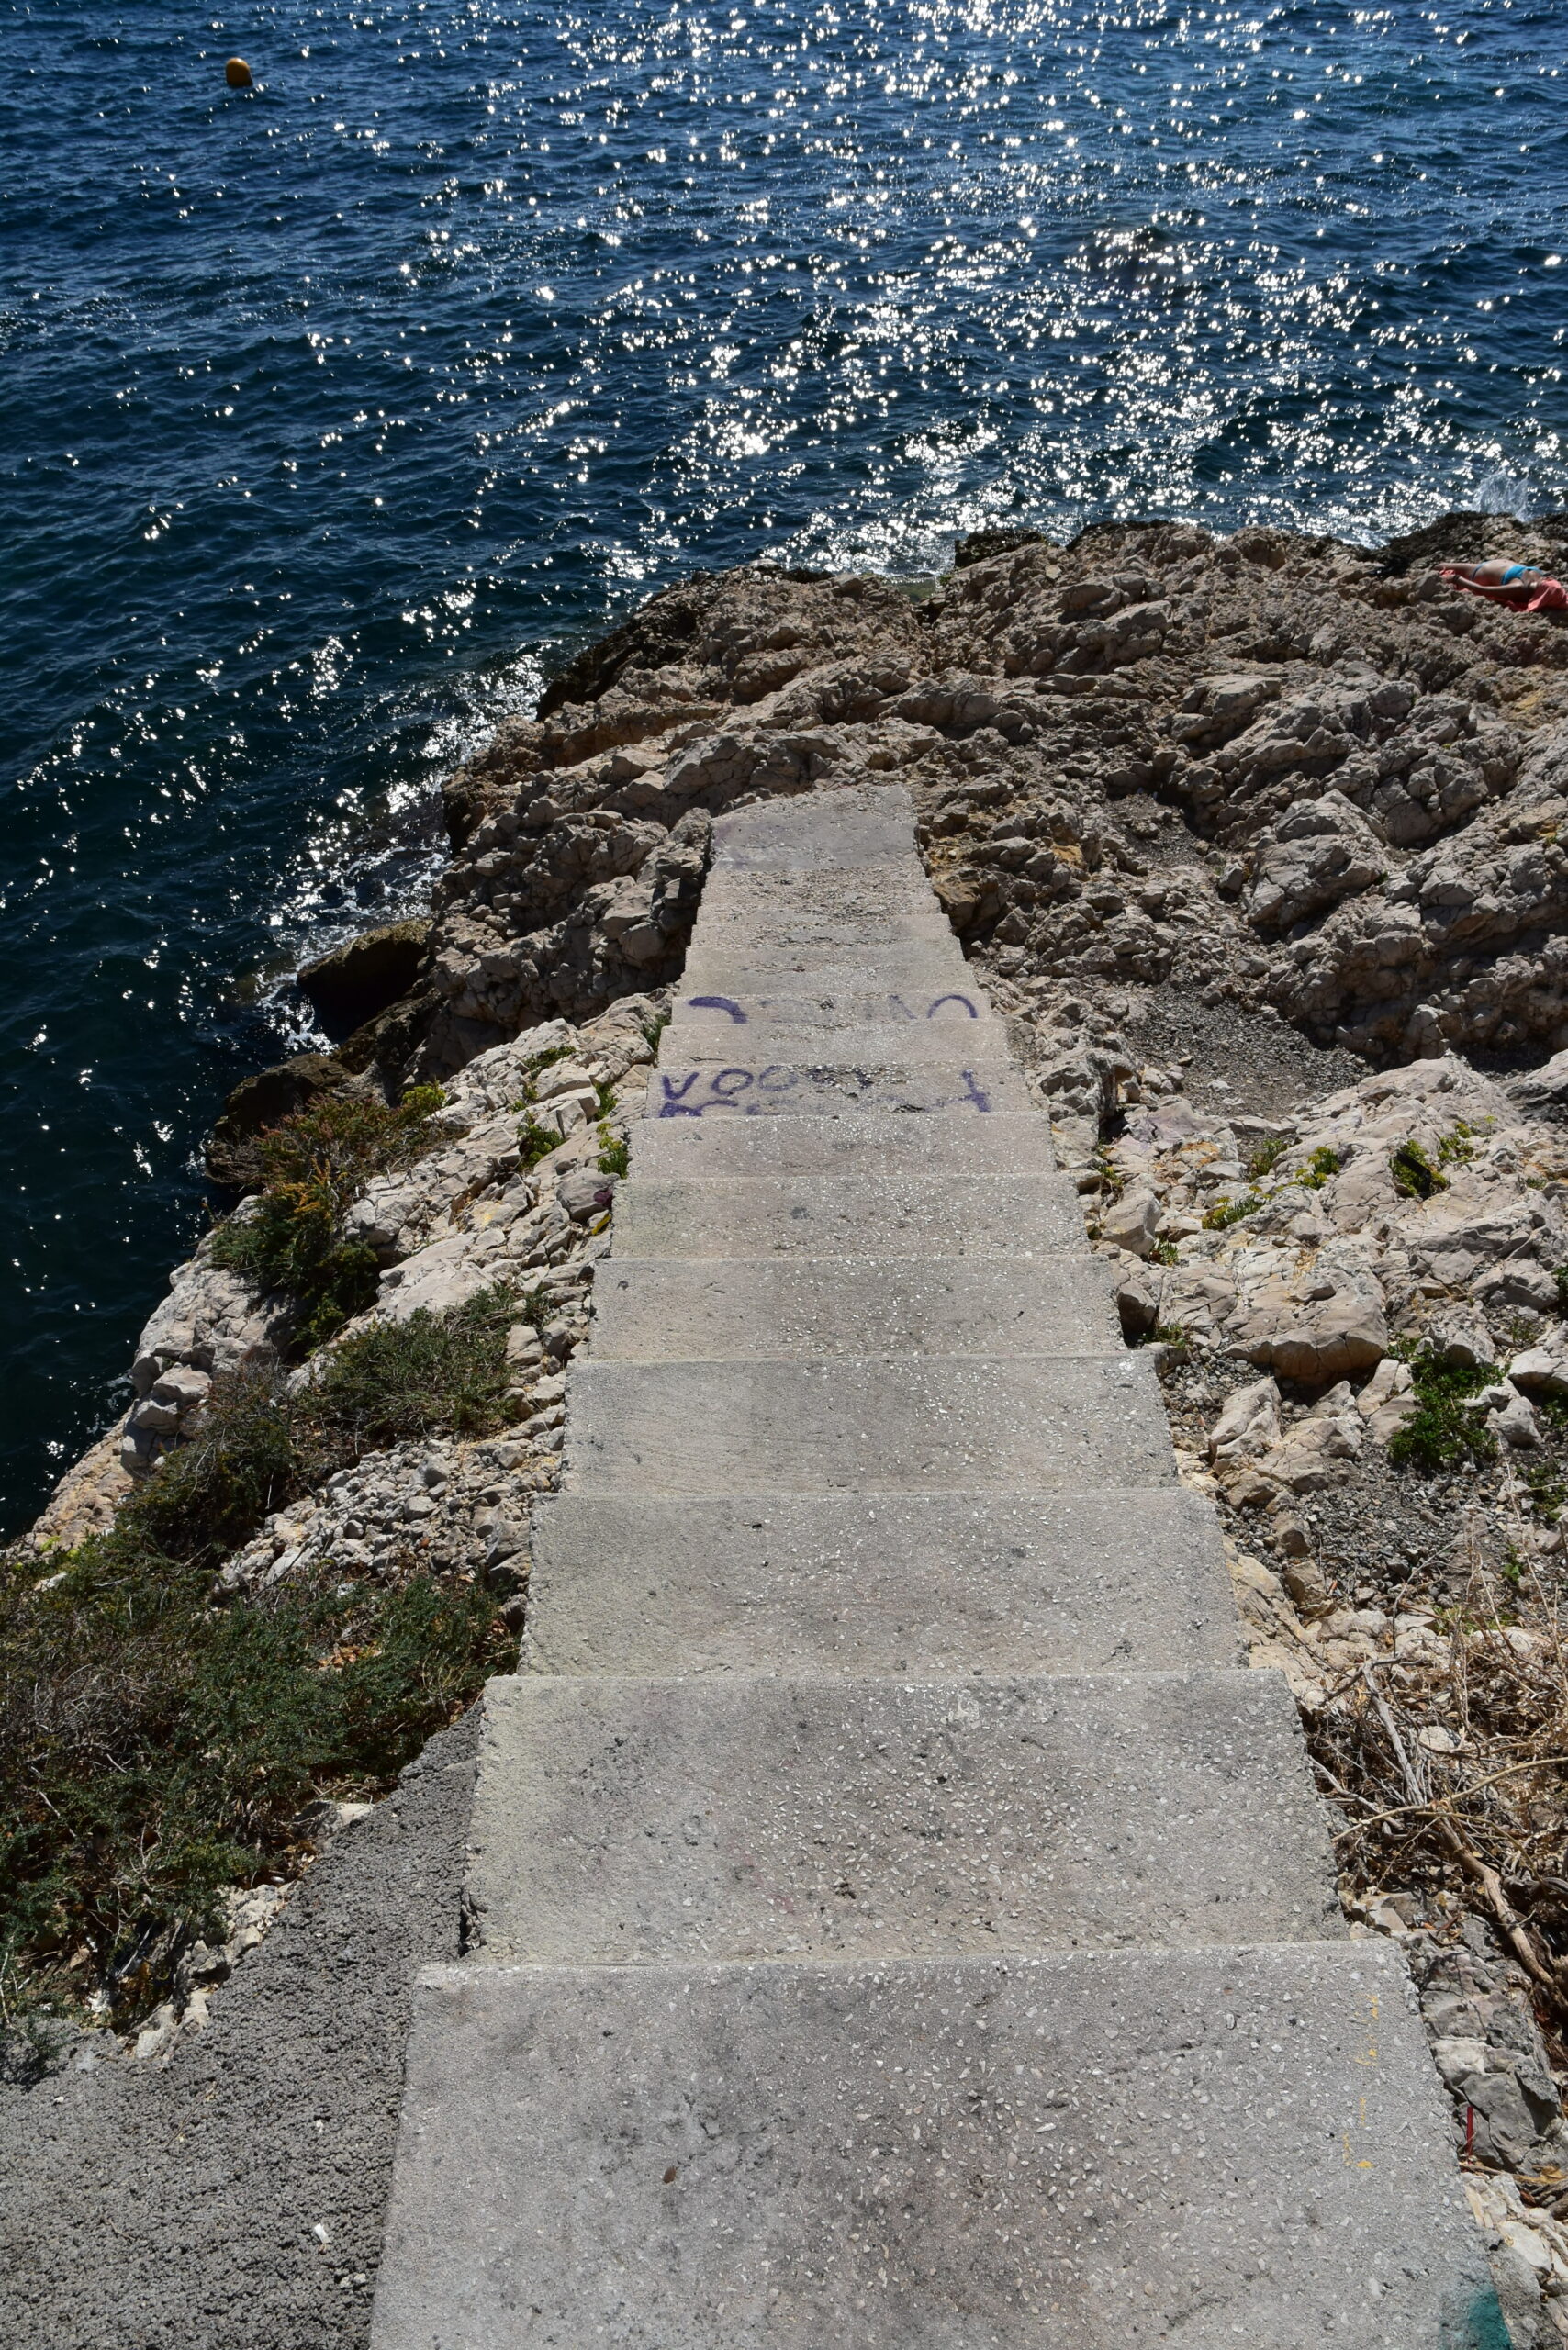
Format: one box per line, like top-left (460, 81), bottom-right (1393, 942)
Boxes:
top-left (1439, 557), bottom-right (1568, 610)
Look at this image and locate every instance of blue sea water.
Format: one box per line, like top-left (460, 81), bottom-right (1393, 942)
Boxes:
top-left (1, 0), bottom-right (1565, 1533)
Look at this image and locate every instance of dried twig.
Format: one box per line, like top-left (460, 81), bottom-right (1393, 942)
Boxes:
top-left (1330, 1754), bottom-right (1568, 1840)
top-left (1357, 1662), bottom-right (1565, 1995)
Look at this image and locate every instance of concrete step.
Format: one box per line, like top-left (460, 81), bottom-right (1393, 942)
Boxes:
top-left (631, 1111), bottom-right (1055, 1179)
top-left (523, 1489), bottom-right (1238, 1678)
top-left (662, 1018), bottom-right (1012, 1066)
top-left (710, 786), bottom-right (919, 870)
top-left (690, 910), bottom-right (959, 955)
top-left (563, 1355), bottom-right (1176, 1493)
top-left (699, 874), bottom-right (949, 925)
top-left (371, 1942), bottom-right (1493, 2350)
top-left (611, 1172), bottom-right (1084, 1259)
top-left (711, 846), bottom-right (933, 891)
top-left (680, 944), bottom-right (973, 990)
top-left (465, 1669), bottom-right (1343, 1964)
top-left (672, 983), bottom-right (995, 1032)
top-left (643, 1058), bottom-right (1031, 1121)
top-left (592, 1258), bottom-right (1122, 1359)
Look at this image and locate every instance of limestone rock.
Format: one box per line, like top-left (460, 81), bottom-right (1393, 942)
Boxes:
top-left (1356, 1355), bottom-right (1418, 1444)
top-left (1099, 1183), bottom-right (1159, 1257)
top-left (1508, 1346), bottom-right (1568, 1397)
top-left (297, 916), bottom-right (431, 1037)
top-left (1207, 1375), bottom-right (1282, 1465)
top-left (1232, 1243), bottom-right (1388, 1387)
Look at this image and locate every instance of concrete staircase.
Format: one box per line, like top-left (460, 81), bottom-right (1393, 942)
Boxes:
top-left (372, 784), bottom-right (1501, 2348)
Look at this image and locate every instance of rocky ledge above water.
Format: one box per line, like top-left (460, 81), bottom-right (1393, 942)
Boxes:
top-left (17, 514), bottom-right (1568, 2348)
top-left (213, 506), bottom-right (1568, 1174)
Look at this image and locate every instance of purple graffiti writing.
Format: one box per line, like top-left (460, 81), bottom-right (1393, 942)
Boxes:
top-left (655, 1065), bottom-right (995, 1116)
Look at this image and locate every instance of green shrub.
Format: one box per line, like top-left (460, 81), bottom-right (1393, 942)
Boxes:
top-left (131, 1377), bottom-right (312, 1572)
top-left (509, 1049), bottom-right (588, 1172)
top-left (1525, 1457), bottom-right (1568, 1527)
top-left (1438, 1122), bottom-right (1477, 1169)
top-left (0, 1289), bottom-right (519, 2029)
top-left (210, 1087), bottom-right (444, 1353)
top-left (1295, 1146), bottom-right (1343, 1191)
top-left (640, 1009), bottom-right (670, 1050)
top-left (1, 1539), bottom-right (509, 2029)
top-left (1203, 1191), bottom-right (1261, 1231)
top-left (517, 1118), bottom-right (560, 1170)
top-left (307, 1287), bottom-right (517, 1457)
top-left (1386, 1347), bottom-right (1498, 1473)
top-left (597, 1122), bottom-right (630, 1180)
top-left (1389, 1138), bottom-right (1448, 1202)
top-left (1090, 1148), bottom-right (1126, 1202)
top-left (520, 1045), bottom-right (573, 1091)
top-left (1248, 1135), bottom-right (1290, 1181)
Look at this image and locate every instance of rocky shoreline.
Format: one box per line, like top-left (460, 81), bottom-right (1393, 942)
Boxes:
top-left (10, 511), bottom-right (1568, 2344)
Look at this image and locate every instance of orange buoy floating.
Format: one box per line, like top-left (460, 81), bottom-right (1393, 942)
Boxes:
top-left (225, 56), bottom-right (253, 88)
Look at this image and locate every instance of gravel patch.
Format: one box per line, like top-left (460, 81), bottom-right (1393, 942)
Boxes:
top-left (1118, 979), bottom-right (1368, 1123)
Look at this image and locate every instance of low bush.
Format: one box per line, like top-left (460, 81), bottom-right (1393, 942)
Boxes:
top-left (1089, 1147), bottom-right (1126, 1202)
top-left (1389, 1137), bottom-right (1448, 1202)
top-left (1202, 1191), bottom-right (1261, 1231)
top-left (597, 1122), bottom-right (630, 1180)
top-left (131, 1374), bottom-right (313, 1572)
top-left (1525, 1457), bottom-right (1568, 1527)
top-left (517, 1117), bottom-right (561, 1170)
top-left (307, 1286), bottom-right (518, 1456)
top-left (210, 1086), bottom-right (444, 1352)
top-left (1386, 1346), bottom-right (1499, 1473)
top-left (1247, 1135), bottom-right (1290, 1181)
top-left (510, 1047), bottom-right (573, 1109)
top-left (1, 1288), bottom-right (519, 2031)
top-left (1, 1538), bottom-right (508, 2032)
top-left (1294, 1145), bottom-right (1342, 1191)
top-left (510, 1047), bottom-right (591, 1173)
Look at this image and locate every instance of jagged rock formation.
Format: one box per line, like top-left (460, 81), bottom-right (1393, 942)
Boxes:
top-left (398, 512), bottom-right (1568, 1089)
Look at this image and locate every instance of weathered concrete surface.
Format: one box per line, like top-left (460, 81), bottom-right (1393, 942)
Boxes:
top-left (644, 1058), bottom-right (1032, 1119)
top-left (591, 1256), bottom-right (1122, 1358)
top-left (663, 1016), bottom-right (1014, 1066)
top-left (467, 1670), bottom-right (1343, 1961)
top-left (681, 943), bottom-right (972, 990)
top-left (708, 794), bottom-right (923, 868)
top-left (564, 1355), bottom-right (1178, 1492)
top-left (631, 1108), bottom-right (1054, 1179)
top-left (523, 1489), bottom-right (1240, 1678)
top-left (671, 985), bottom-right (999, 1031)
top-left (371, 1944), bottom-right (1500, 2350)
top-left (612, 1171), bottom-right (1083, 1259)
top-left (700, 857), bottom-right (935, 902)
top-left (694, 901), bottom-right (959, 946)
